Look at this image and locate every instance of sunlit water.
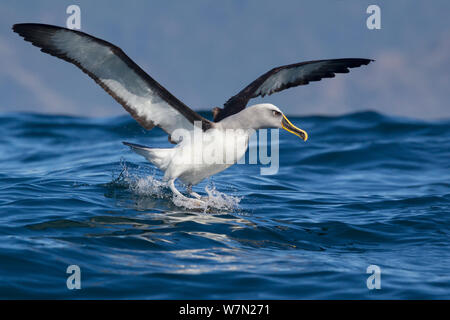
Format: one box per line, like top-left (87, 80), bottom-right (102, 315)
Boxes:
top-left (0, 111), bottom-right (449, 299)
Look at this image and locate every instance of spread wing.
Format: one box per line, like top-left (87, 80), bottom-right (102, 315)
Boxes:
top-left (213, 58), bottom-right (373, 122)
top-left (13, 23), bottom-right (212, 141)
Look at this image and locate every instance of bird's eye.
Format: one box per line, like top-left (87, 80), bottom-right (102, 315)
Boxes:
top-left (272, 110), bottom-right (281, 117)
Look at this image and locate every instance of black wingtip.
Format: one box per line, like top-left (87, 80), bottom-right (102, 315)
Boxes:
top-left (345, 58), bottom-right (374, 66)
top-left (122, 141), bottom-right (150, 149)
top-left (12, 23), bottom-right (38, 34)
top-left (12, 23), bottom-right (24, 34)
top-left (361, 58), bottom-right (375, 65)
top-left (12, 23), bottom-right (50, 40)
top-left (12, 23), bottom-right (72, 40)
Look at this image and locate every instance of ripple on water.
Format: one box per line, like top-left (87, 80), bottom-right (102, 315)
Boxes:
top-left (0, 111), bottom-right (449, 299)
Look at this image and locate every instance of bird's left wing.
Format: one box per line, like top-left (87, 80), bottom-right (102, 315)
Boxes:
top-left (213, 58), bottom-right (373, 122)
top-left (13, 23), bottom-right (212, 140)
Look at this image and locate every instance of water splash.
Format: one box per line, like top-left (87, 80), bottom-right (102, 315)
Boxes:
top-left (172, 184), bottom-right (241, 212)
top-left (112, 160), bottom-right (241, 211)
top-left (110, 160), bottom-right (166, 198)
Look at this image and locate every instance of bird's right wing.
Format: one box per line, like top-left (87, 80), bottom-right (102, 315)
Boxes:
top-left (214, 58), bottom-right (373, 122)
top-left (13, 23), bottom-right (212, 140)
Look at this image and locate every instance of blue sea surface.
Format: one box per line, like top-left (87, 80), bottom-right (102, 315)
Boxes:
top-left (0, 111), bottom-right (449, 299)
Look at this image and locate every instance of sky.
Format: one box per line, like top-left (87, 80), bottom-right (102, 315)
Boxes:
top-left (0, 0), bottom-right (449, 120)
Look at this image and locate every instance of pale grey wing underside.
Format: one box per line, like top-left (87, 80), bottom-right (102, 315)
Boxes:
top-left (13, 23), bottom-right (212, 139)
top-left (214, 58), bottom-right (373, 121)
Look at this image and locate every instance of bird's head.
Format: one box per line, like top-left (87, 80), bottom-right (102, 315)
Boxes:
top-left (248, 104), bottom-right (308, 141)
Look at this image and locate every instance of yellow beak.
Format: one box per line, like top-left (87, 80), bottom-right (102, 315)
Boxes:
top-left (281, 115), bottom-right (308, 141)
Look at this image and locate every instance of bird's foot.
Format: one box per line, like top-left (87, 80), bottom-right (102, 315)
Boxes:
top-left (169, 180), bottom-right (207, 208)
top-left (187, 185), bottom-right (209, 202)
top-left (188, 197), bottom-right (207, 207)
top-left (173, 193), bottom-right (207, 208)
top-left (188, 190), bottom-right (203, 199)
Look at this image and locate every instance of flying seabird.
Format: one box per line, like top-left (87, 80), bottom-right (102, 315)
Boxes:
top-left (13, 23), bottom-right (373, 204)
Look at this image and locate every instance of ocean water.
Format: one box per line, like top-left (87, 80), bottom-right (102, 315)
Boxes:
top-left (0, 111), bottom-right (449, 299)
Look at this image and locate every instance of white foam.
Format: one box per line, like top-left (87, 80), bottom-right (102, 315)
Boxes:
top-left (113, 161), bottom-right (165, 198)
top-left (172, 185), bottom-right (241, 212)
top-left (113, 162), bottom-right (241, 211)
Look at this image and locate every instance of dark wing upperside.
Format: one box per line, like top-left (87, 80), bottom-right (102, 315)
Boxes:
top-left (13, 23), bottom-right (212, 138)
top-left (213, 58), bottom-right (373, 122)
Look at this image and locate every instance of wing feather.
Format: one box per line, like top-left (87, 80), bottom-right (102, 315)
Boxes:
top-left (214, 58), bottom-right (373, 121)
top-left (13, 23), bottom-right (212, 138)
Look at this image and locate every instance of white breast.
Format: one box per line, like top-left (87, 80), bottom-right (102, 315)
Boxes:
top-left (163, 128), bottom-right (251, 185)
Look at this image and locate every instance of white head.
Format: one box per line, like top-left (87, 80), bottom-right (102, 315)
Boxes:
top-left (229, 103), bottom-right (308, 141)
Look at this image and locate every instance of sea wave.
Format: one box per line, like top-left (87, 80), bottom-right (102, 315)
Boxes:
top-left (0, 111), bottom-right (449, 299)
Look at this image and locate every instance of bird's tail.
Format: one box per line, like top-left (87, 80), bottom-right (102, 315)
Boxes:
top-left (123, 142), bottom-right (173, 170)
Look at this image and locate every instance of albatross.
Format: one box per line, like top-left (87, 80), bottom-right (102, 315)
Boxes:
top-left (13, 23), bottom-right (373, 203)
